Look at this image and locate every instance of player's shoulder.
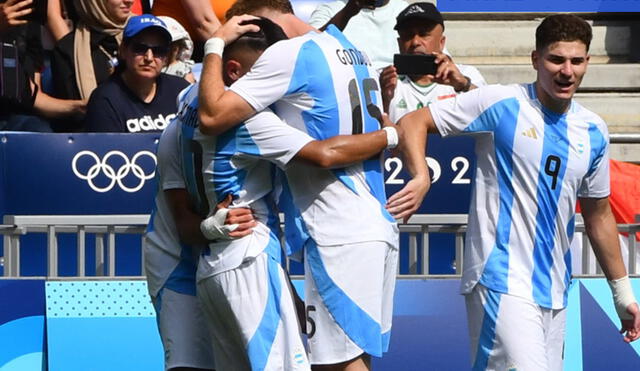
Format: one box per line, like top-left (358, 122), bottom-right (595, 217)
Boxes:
top-left (570, 100), bottom-right (609, 135)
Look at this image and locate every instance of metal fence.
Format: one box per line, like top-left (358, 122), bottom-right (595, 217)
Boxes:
top-left (1, 213), bottom-right (638, 279)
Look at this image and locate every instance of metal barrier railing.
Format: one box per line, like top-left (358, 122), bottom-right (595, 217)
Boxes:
top-left (1, 214), bottom-right (639, 279)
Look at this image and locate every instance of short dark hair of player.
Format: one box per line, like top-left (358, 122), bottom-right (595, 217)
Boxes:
top-left (535, 14), bottom-right (592, 52)
top-left (225, 0), bottom-right (294, 21)
top-left (223, 17), bottom-right (288, 62)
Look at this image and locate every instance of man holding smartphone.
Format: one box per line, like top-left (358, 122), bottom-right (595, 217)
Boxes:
top-left (380, 2), bottom-right (486, 122)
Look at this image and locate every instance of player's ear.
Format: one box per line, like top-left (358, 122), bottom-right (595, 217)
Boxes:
top-left (531, 50), bottom-right (539, 71)
top-left (225, 59), bottom-right (243, 83)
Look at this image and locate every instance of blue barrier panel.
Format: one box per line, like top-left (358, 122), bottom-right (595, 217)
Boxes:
top-left (438, 0), bottom-right (640, 12)
top-left (0, 133), bottom-right (474, 276)
top-left (0, 280), bottom-right (46, 371)
top-left (0, 278), bottom-right (637, 369)
top-left (45, 281), bottom-right (163, 371)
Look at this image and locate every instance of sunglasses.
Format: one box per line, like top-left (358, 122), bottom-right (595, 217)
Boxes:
top-left (130, 42), bottom-right (169, 58)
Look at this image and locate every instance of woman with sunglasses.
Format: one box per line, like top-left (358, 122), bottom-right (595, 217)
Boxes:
top-left (83, 14), bottom-right (189, 133)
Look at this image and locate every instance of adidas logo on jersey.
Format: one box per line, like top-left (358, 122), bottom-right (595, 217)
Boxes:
top-left (126, 113), bottom-right (176, 133)
top-left (522, 127), bottom-right (538, 139)
top-left (397, 99), bottom-right (407, 109)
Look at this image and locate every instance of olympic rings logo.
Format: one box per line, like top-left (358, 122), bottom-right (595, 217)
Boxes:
top-left (71, 150), bottom-right (157, 193)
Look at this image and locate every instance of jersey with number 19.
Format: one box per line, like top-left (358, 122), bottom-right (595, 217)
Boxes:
top-left (429, 83), bottom-right (610, 310)
top-left (230, 25), bottom-right (398, 248)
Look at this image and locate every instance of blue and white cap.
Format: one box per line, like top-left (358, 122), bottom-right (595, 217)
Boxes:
top-left (123, 14), bottom-right (172, 44)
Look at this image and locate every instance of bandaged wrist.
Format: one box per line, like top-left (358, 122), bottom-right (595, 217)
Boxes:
top-left (200, 208), bottom-right (238, 240)
top-left (383, 126), bottom-right (399, 149)
top-left (608, 276), bottom-right (637, 320)
top-left (204, 37), bottom-right (225, 57)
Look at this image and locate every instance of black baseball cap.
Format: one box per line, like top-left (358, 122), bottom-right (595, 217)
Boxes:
top-left (394, 2), bottom-right (444, 31)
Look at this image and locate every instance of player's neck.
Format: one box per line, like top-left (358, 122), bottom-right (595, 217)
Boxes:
top-left (534, 82), bottom-right (571, 114)
top-left (287, 14), bottom-right (316, 37)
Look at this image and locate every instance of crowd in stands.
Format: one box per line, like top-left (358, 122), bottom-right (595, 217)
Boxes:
top-left (0, 0), bottom-right (489, 134)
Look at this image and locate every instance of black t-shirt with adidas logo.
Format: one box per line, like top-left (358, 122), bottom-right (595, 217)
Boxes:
top-left (83, 73), bottom-right (189, 133)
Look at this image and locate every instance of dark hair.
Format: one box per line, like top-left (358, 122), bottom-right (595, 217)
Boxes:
top-left (225, 0), bottom-right (294, 21)
top-left (223, 17), bottom-right (288, 61)
top-left (535, 14), bottom-right (592, 52)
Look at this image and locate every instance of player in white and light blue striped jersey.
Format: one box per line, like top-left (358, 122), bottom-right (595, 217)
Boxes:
top-left (197, 4), bottom-right (430, 368)
top-left (178, 17), bottom-right (399, 370)
top-left (145, 119), bottom-right (256, 371)
top-left (397, 14), bottom-right (640, 371)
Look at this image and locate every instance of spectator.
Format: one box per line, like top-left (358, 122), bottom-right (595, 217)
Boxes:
top-left (51, 0), bottom-right (132, 101)
top-left (83, 14), bottom-right (189, 133)
top-left (380, 2), bottom-right (486, 122)
top-left (1, 0), bottom-right (84, 132)
top-left (157, 16), bottom-right (195, 83)
top-left (308, 0), bottom-right (409, 70)
top-left (152, 0), bottom-right (225, 62)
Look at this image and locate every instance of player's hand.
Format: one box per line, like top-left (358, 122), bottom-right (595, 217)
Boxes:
top-left (216, 194), bottom-right (256, 238)
top-left (213, 14), bottom-right (260, 45)
top-left (0, 0), bottom-right (32, 33)
top-left (386, 174), bottom-right (430, 223)
top-left (431, 52), bottom-right (468, 91)
top-left (620, 302), bottom-right (640, 343)
top-left (379, 65), bottom-right (398, 113)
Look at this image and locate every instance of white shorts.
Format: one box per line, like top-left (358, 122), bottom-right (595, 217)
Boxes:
top-left (197, 252), bottom-right (309, 371)
top-left (152, 287), bottom-right (215, 370)
top-left (465, 284), bottom-right (566, 371)
top-left (303, 240), bottom-right (398, 365)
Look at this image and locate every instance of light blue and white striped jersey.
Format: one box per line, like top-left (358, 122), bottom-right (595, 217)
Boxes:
top-left (176, 84), bottom-right (314, 280)
top-left (430, 83), bottom-right (610, 309)
top-left (144, 120), bottom-right (199, 298)
top-left (230, 25), bottom-right (398, 247)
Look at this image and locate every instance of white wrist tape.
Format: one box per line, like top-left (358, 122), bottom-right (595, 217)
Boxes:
top-left (608, 276), bottom-right (637, 320)
top-left (383, 126), bottom-right (399, 149)
top-left (200, 208), bottom-right (239, 240)
top-left (204, 37), bottom-right (225, 57)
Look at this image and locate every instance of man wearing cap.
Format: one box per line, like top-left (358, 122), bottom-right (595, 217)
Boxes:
top-left (83, 14), bottom-right (189, 132)
top-left (380, 2), bottom-right (486, 123)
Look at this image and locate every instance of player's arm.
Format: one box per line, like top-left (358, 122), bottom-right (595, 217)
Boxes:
top-left (166, 190), bottom-right (256, 245)
top-left (198, 15), bottom-right (260, 136)
top-left (294, 114), bottom-right (398, 168)
top-left (386, 107), bottom-right (437, 222)
top-left (580, 196), bottom-right (640, 342)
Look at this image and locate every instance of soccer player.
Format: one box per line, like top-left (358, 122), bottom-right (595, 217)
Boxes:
top-left (195, 2), bottom-right (430, 369)
top-left (144, 119), bottom-right (255, 371)
top-left (397, 14), bottom-right (640, 370)
top-left (177, 17), bottom-right (406, 370)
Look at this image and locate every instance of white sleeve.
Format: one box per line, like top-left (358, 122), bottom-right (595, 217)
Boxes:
top-left (458, 64), bottom-right (487, 87)
top-left (237, 109), bottom-right (314, 169)
top-left (308, 1), bottom-right (342, 28)
top-left (578, 123), bottom-right (611, 198)
top-left (229, 40), bottom-right (302, 113)
top-left (156, 121), bottom-right (185, 190)
top-left (430, 84), bottom-right (516, 137)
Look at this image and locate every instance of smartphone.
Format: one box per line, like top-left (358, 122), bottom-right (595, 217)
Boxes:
top-left (393, 54), bottom-right (438, 76)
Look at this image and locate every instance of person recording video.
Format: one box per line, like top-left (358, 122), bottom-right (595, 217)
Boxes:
top-left (380, 2), bottom-right (486, 122)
